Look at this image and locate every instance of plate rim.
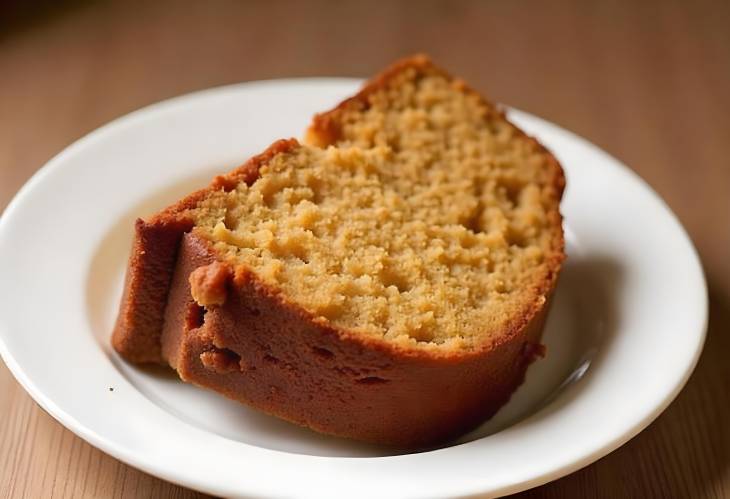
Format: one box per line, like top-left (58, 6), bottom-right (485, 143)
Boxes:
top-left (0, 78), bottom-right (708, 498)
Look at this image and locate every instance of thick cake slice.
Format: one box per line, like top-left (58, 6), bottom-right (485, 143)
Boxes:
top-left (112, 55), bottom-right (565, 446)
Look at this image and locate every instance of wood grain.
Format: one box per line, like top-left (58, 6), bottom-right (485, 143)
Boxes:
top-left (1, 0), bottom-right (728, 497)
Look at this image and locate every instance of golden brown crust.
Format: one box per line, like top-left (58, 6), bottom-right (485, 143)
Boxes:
top-left (162, 233), bottom-right (552, 446)
top-left (112, 139), bottom-right (300, 364)
top-left (112, 56), bottom-right (565, 445)
top-left (111, 217), bottom-right (194, 364)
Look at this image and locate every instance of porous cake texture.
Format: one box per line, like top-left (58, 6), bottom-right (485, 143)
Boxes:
top-left (112, 55), bottom-right (565, 446)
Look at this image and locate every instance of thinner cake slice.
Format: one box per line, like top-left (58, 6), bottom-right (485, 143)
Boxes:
top-left (112, 55), bottom-right (565, 446)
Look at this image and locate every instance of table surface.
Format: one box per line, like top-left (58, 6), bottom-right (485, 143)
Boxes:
top-left (1, 0), bottom-right (728, 497)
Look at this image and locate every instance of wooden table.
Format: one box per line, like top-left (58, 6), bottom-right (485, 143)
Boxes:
top-left (1, 1), bottom-right (728, 497)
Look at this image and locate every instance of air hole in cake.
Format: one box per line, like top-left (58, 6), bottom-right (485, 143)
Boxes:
top-left (312, 346), bottom-right (334, 359)
top-left (410, 325), bottom-right (435, 342)
top-left (501, 178), bottom-right (526, 208)
top-left (186, 303), bottom-right (206, 329)
top-left (463, 202), bottom-right (484, 233)
top-left (258, 177), bottom-right (283, 208)
top-left (506, 227), bottom-right (529, 248)
top-left (356, 376), bottom-right (389, 385)
top-left (306, 174), bottom-right (325, 204)
top-left (200, 347), bottom-right (241, 374)
top-left (379, 266), bottom-right (411, 293)
top-left (223, 209), bottom-right (238, 231)
top-left (263, 354), bottom-right (280, 365)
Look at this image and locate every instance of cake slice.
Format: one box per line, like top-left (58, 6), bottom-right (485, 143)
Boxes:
top-left (112, 55), bottom-right (565, 446)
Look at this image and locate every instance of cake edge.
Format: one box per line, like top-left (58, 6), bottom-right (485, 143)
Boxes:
top-left (111, 138), bottom-right (300, 364)
top-left (157, 231), bottom-right (554, 446)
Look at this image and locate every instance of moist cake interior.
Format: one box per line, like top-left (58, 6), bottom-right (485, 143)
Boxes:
top-left (191, 70), bottom-right (558, 350)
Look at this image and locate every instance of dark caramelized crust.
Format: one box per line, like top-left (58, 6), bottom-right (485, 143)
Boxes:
top-left (112, 56), bottom-right (564, 446)
top-left (111, 139), bottom-right (299, 363)
top-left (161, 233), bottom-right (550, 446)
top-left (112, 217), bottom-right (193, 363)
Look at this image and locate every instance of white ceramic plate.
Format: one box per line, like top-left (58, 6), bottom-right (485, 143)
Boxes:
top-left (0, 79), bottom-right (707, 498)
